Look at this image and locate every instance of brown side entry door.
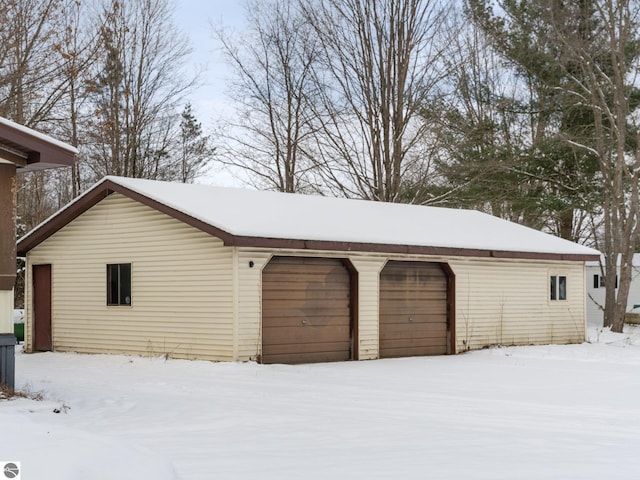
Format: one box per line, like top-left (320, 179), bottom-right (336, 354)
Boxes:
top-left (379, 261), bottom-right (449, 358)
top-left (33, 264), bottom-right (52, 351)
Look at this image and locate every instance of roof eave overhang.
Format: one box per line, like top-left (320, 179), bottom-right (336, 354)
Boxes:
top-left (0, 119), bottom-right (77, 172)
top-left (17, 178), bottom-right (601, 263)
top-left (229, 236), bottom-right (600, 262)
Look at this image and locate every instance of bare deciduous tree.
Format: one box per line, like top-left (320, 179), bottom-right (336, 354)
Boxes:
top-left (302, 0), bottom-right (450, 201)
top-left (85, 0), bottom-right (193, 181)
top-left (216, 0), bottom-right (320, 193)
top-left (0, 0), bottom-right (67, 125)
top-left (3, 0), bottom-right (92, 242)
top-left (55, 0), bottom-right (98, 199)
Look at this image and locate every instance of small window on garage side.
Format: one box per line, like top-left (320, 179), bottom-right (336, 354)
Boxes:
top-left (107, 263), bottom-right (132, 306)
top-left (550, 275), bottom-right (567, 301)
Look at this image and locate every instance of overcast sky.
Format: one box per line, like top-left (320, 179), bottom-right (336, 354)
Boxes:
top-left (173, 1), bottom-right (247, 126)
top-left (172, 1), bottom-right (248, 186)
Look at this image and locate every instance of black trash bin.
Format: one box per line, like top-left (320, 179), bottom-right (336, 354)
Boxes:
top-left (0, 333), bottom-right (16, 390)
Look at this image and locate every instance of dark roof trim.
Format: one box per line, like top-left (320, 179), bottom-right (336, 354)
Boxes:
top-left (229, 236), bottom-right (599, 261)
top-left (17, 179), bottom-right (600, 262)
top-left (18, 183), bottom-right (111, 256)
top-left (0, 119), bottom-right (76, 172)
top-left (17, 179), bottom-right (234, 255)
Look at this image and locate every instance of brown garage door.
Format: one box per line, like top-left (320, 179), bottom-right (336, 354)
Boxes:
top-left (262, 256), bottom-right (353, 364)
top-left (379, 261), bottom-right (449, 358)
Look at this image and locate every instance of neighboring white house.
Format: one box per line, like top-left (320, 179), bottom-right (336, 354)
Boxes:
top-left (586, 254), bottom-right (640, 325)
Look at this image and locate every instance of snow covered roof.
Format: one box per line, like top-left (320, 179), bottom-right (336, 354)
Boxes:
top-left (0, 116), bottom-right (77, 172)
top-left (18, 176), bottom-right (600, 260)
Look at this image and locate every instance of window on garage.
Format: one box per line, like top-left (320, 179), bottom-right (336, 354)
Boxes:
top-left (550, 274), bottom-right (567, 301)
top-left (107, 263), bottom-right (132, 306)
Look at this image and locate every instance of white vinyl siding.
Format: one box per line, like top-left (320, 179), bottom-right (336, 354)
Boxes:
top-left (347, 257), bottom-right (387, 360)
top-left (236, 250), bottom-right (272, 361)
top-left (586, 261), bottom-right (640, 325)
top-left (25, 193), bottom-right (234, 361)
top-left (450, 259), bottom-right (586, 351)
top-left (235, 249), bottom-right (586, 359)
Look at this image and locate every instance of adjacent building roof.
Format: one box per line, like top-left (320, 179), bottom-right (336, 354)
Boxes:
top-left (0, 117), bottom-right (78, 172)
top-left (17, 176), bottom-right (601, 260)
top-left (586, 254), bottom-right (640, 267)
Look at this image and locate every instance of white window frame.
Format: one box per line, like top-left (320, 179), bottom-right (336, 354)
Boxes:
top-left (550, 274), bottom-right (567, 302)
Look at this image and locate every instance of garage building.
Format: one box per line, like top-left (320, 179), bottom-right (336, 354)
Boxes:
top-left (17, 176), bottom-right (599, 363)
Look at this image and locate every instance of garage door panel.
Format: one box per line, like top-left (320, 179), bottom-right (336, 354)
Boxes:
top-left (265, 341), bottom-right (351, 355)
top-left (263, 283), bottom-right (350, 293)
top-left (262, 292), bottom-right (350, 304)
top-left (380, 306), bottom-right (448, 318)
top-left (262, 257), bottom-right (353, 364)
top-left (269, 257), bottom-right (338, 266)
top-left (262, 314), bottom-right (350, 328)
top-left (380, 286), bottom-right (445, 295)
top-left (263, 326), bottom-right (351, 344)
top-left (382, 345), bottom-right (447, 358)
top-left (380, 293), bottom-right (446, 304)
top-left (379, 314), bottom-right (448, 327)
top-left (263, 350), bottom-right (351, 364)
top-left (264, 276), bottom-right (346, 291)
top-left (382, 265), bottom-right (445, 277)
top-left (380, 295), bottom-right (447, 312)
top-left (382, 337), bottom-right (447, 350)
top-left (385, 284), bottom-right (444, 295)
top-left (379, 261), bottom-right (449, 358)
top-left (263, 306), bottom-right (350, 319)
top-left (380, 322), bottom-right (448, 339)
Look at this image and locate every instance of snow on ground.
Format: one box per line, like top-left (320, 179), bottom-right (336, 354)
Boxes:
top-left (3, 325), bottom-right (640, 480)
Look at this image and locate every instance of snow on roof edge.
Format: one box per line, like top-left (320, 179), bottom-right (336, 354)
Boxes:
top-left (0, 116), bottom-right (78, 154)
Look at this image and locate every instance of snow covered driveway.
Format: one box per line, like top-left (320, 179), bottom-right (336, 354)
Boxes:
top-left (3, 327), bottom-right (640, 479)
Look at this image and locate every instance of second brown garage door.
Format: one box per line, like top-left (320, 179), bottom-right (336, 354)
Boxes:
top-left (262, 256), bottom-right (354, 364)
top-left (379, 261), bottom-right (449, 358)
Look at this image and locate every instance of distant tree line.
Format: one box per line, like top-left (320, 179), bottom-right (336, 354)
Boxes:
top-left (5, 0), bottom-right (640, 332)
